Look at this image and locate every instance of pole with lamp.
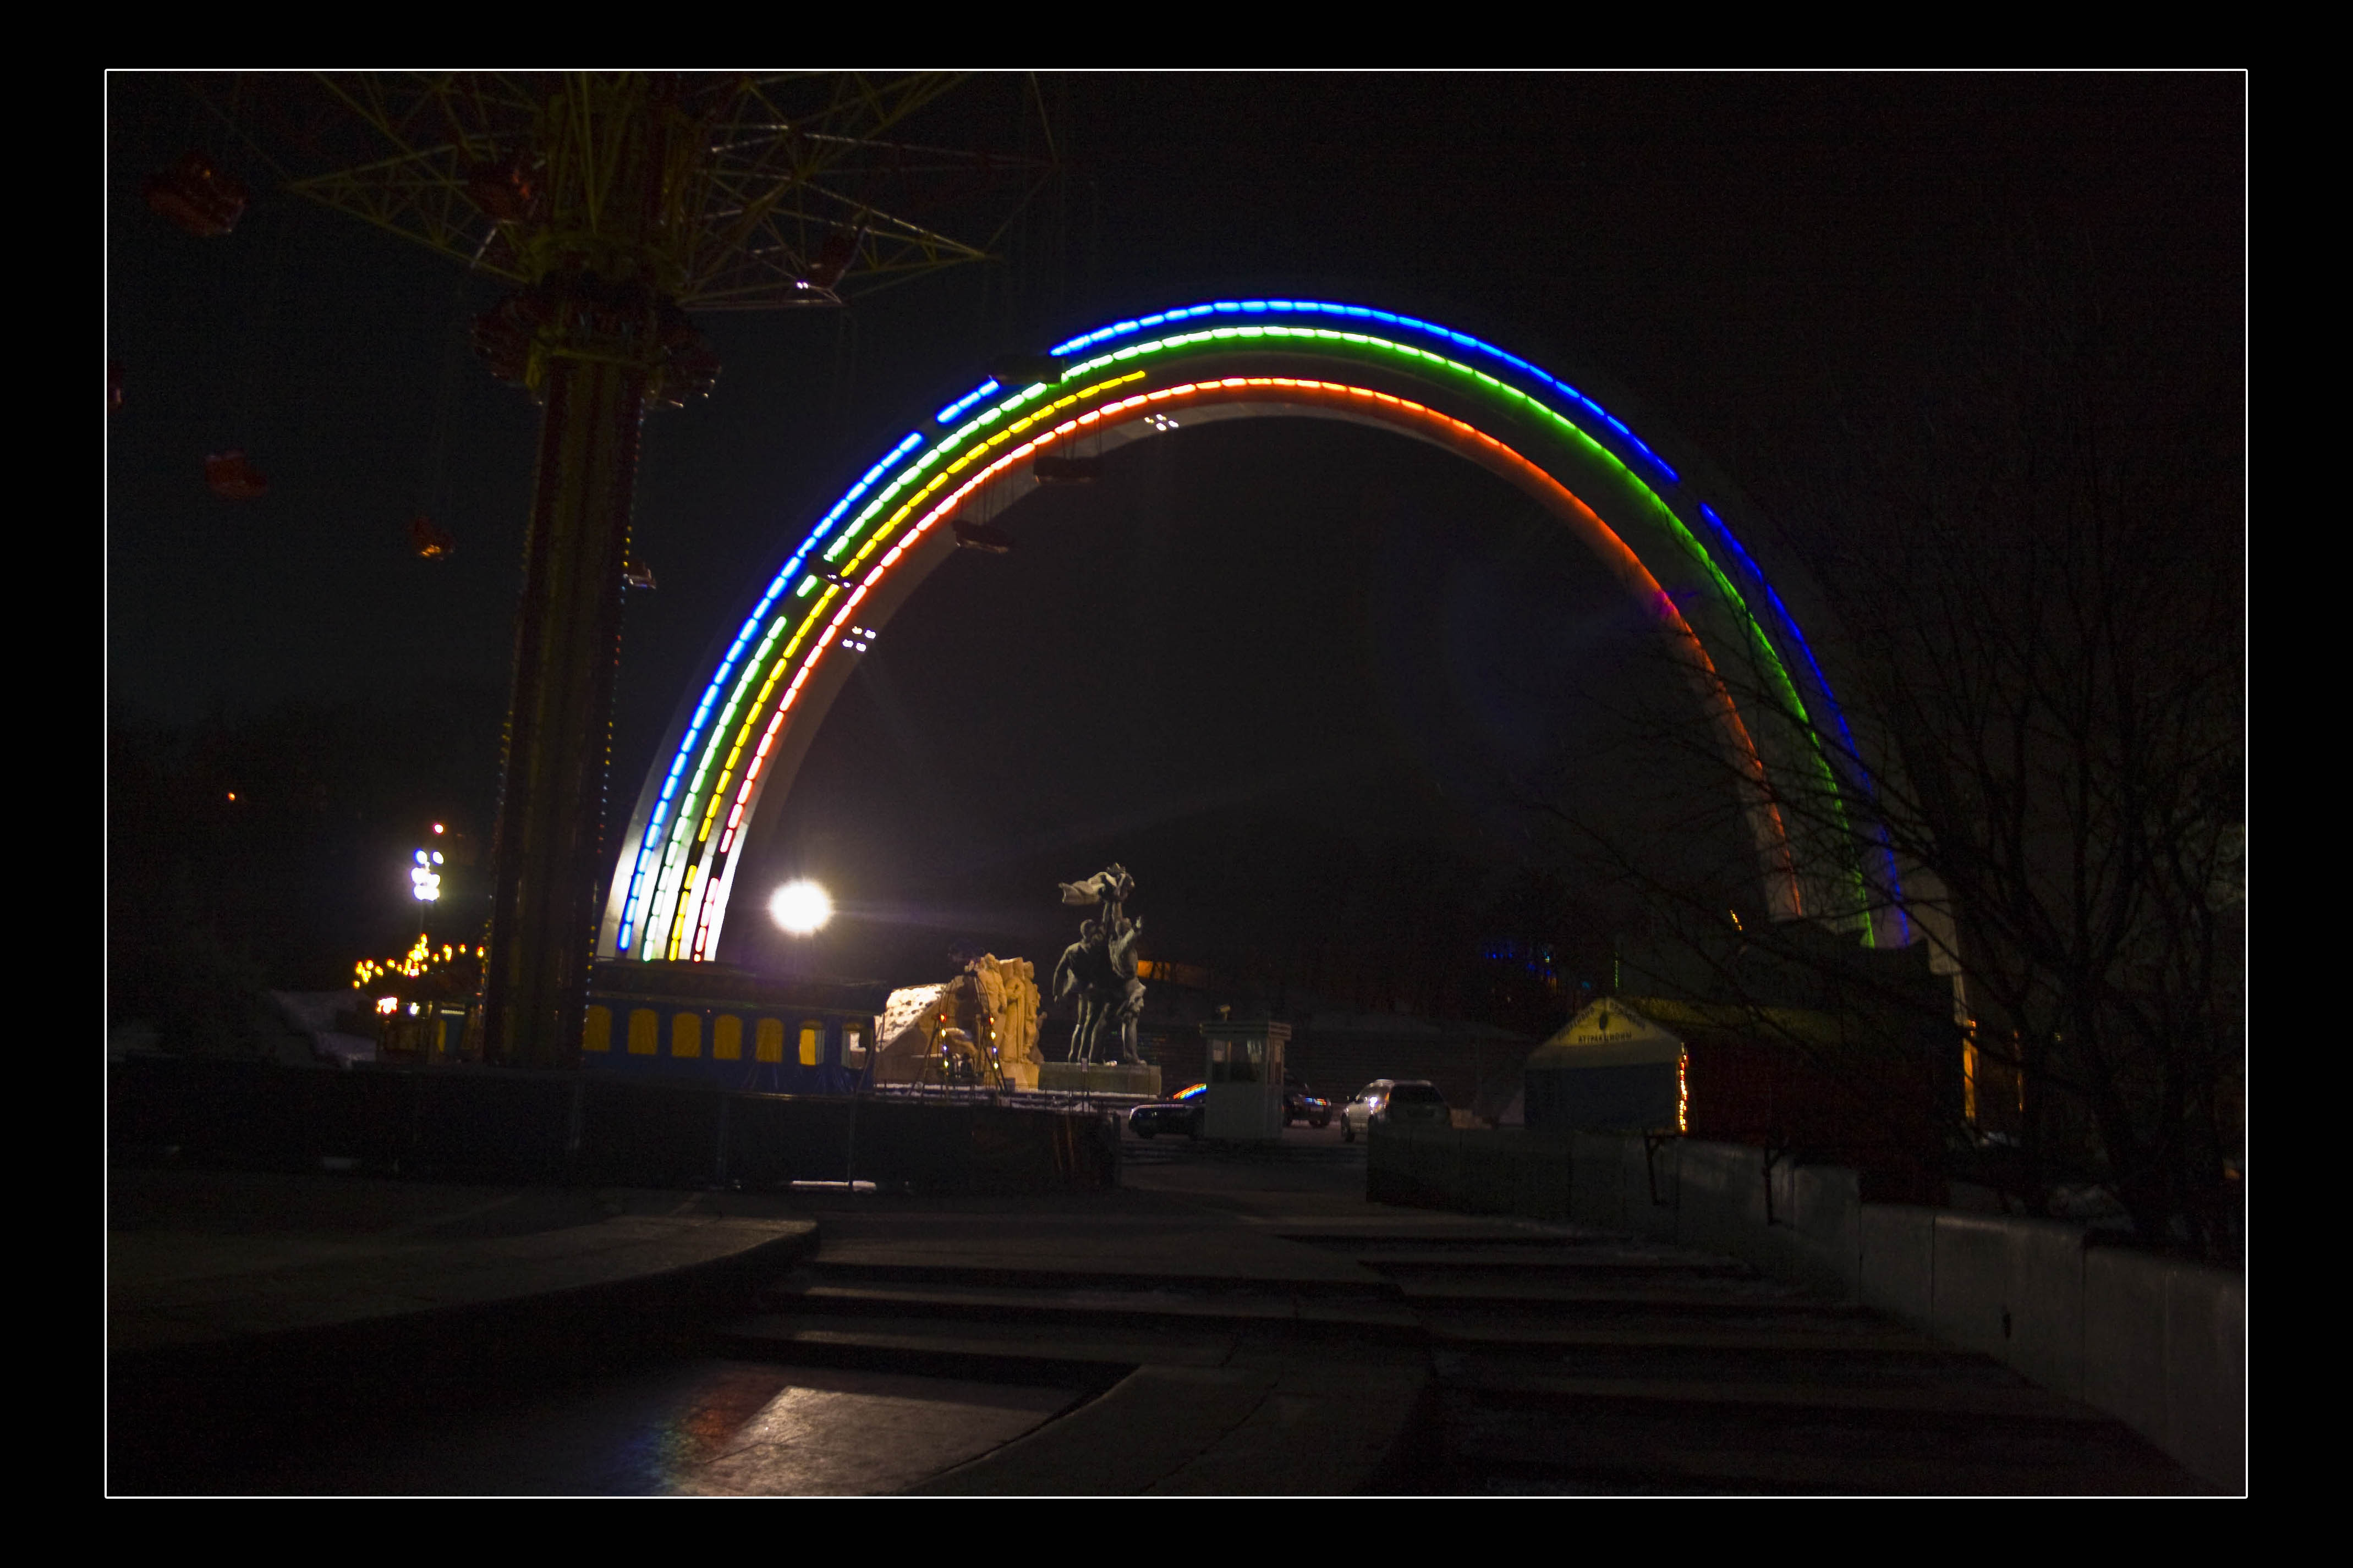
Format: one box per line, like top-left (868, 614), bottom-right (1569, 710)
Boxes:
top-left (410, 844), bottom-right (445, 935)
top-left (405, 828), bottom-right (456, 1057)
top-left (769, 880), bottom-right (867, 1179)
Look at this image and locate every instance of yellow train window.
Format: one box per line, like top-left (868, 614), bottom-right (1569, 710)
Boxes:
top-left (798, 1020), bottom-right (823, 1067)
top-left (671, 1012), bottom-right (701, 1059)
top-left (628, 1008), bottom-right (659, 1056)
top-left (714, 1014), bottom-right (743, 1061)
top-left (755, 1017), bottom-right (785, 1064)
top-left (584, 1005), bottom-right (612, 1053)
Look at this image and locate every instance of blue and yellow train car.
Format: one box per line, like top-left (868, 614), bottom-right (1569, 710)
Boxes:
top-left (584, 961), bottom-right (886, 1097)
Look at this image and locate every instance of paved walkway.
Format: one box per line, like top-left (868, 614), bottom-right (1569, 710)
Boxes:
top-left (716, 1130), bottom-right (2210, 1494)
top-left (109, 1130), bottom-right (2217, 1494)
top-left (111, 1169), bottom-right (817, 1355)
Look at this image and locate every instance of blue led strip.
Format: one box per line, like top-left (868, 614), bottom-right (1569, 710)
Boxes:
top-left (1050, 300), bottom-right (1682, 483)
top-left (615, 428), bottom-right (931, 951)
top-left (1697, 503), bottom-right (1909, 944)
top-left (626, 301), bottom-right (1899, 959)
top-left (936, 379), bottom-right (1001, 423)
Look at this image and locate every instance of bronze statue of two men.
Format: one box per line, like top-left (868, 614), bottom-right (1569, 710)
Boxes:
top-left (1052, 863), bottom-right (1147, 1064)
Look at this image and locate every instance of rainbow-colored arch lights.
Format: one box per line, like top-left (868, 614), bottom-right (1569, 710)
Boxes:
top-left (600, 300), bottom-right (1902, 966)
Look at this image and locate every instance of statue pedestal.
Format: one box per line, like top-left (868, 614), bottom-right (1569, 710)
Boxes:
top-left (1038, 1061), bottom-right (1162, 1097)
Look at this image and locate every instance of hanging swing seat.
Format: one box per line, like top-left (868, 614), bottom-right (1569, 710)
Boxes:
top-left (990, 355), bottom-right (1065, 389)
top-left (951, 519), bottom-right (1014, 555)
top-left (409, 515), bottom-right (456, 559)
top-left (204, 449), bottom-right (267, 500)
top-left (649, 310), bottom-right (721, 408)
top-left (144, 152), bottom-right (249, 239)
top-left (464, 159), bottom-right (535, 223)
top-left (798, 227), bottom-right (863, 293)
top-left (1032, 455), bottom-right (1102, 485)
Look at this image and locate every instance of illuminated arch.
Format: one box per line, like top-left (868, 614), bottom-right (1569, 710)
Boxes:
top-left (600, 301), bottom-right (1904, 966)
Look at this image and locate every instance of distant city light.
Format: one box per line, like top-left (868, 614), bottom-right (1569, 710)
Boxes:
top-left (432, 823), bottom-right (445, 835)
top-left (769, 879), bottom-right (833, 936)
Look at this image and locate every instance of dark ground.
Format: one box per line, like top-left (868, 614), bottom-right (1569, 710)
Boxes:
top-left (111, 1120), bottom-right (2212, 1496)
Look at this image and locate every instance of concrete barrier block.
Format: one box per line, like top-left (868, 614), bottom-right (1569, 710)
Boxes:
top-left (1568, 1133), bottom-right (1626, 1231)
top-left (1685, 1143), bottom-right (1800, 1278)
top-left (1397, 1126), bottom-right (1440, 1209)
top-left (2164, 1261), bottom-right (2246, 1490)
top-left (1392, 1125), bottom-right (1425, 1206)
top-left (1427, 1127), bottom-right (1463, 1211)
top-left (1518, 1142), bottom-right (1546, 1215)
top-left (2001, 1218), bottom-right (2088, 1400)
top-left (1654, 1138), bottom-right (1683, 1236)
top-left (1458, 1134), bottom-right (1502, 1214)
top-left (1929, 1213), bottom-right (2014, 1359)
top-left (1449, 1132), bottom-right (1481, 1212)
top-left (2083, 1246), bottom-right (2170, 1454)
top-left (1435, 1127), bottom-right (1465, 1209)
top-left (1487, 1137), bottom-right (1529, 1217)
top-left (1672, 1142), bottom-right (1747, 1256)
top-left (1859, 1204), bottom-right (1937, 1327)
top-left (1521, 1137), bottom-right (1572, 1222)
top-left (1397, 1125), bottom-right (1430, 1207)
top-left (1767, 1156), bottom-right (1798, 1231)
top-left (1621, 1136), bottom-right (1679, 1241)
top-left (1365, 1124), bottom-right (1405, 1206)
top-left (1786, 1164), bottom-right (1862, 1301)
top-left (1481, 1136), bottom-right (1520, 1216)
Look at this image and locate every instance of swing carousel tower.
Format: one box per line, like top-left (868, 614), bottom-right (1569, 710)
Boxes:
top-left (272, 73), bottom-right (1044, 1068)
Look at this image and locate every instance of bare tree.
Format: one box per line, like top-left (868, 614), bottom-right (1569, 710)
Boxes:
top-left (1532, 242), bottom-right (2244, 1259)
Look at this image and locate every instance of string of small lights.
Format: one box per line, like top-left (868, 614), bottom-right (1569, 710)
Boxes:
top-left (354, 936), bottom-right (484, 992)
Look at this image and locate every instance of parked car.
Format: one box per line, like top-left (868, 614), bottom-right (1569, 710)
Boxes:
top-left (1282, 1076), bottom-right (1332, 1129)
top-left (1339, 1079), bottom-right (1448, 1142)
top-left (1129, 1082), bottom-right (1207, 1139)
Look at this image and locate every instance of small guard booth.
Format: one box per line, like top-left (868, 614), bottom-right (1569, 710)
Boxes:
top-left (1202, 1019), bottom-right (1289, 1141)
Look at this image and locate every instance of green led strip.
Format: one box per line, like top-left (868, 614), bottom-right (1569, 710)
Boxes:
top-left (648, 329), bottom-right (1869, 961)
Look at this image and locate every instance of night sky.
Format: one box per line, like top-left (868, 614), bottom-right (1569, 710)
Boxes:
top-left (105, 73), bottom-right (2243, 1010)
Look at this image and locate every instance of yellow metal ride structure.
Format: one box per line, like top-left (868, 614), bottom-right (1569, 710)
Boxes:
top-left (257, 73), bottom-right (1049, 1069)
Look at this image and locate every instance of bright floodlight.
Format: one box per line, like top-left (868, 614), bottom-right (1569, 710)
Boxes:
top-left (769, 879), bottom-right (833, 936)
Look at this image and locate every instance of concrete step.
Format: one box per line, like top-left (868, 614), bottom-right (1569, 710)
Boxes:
top-left (1387, 1274), bottom-right (1846, 1313)
top-left (1444, 1442), bottom-right (2206, 1496)
top-left (1433, 1390), bottom-right (2210, 1494)
top-left (1345, 1248), bottom-right (1752, 1277)
top-left (1423, 1320), bottom-right (1949, 1356)
top-left (911, 1357), bottom-right (1430, 1496)
top-left (717, 1311), bottom-right (1237, 1376)
top-left (761, 1277), bottom-right (1426, 1340)
top-left (796, 1241), bottom-right (1392, 1298)
top-left (1266, 1226), bottom-right (1618, 1248)
top-left (1436, 1366), bottom-right (2112, 1424)
top-left (1433, 1337), bottom-right (2028, 1395)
